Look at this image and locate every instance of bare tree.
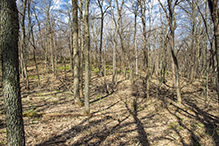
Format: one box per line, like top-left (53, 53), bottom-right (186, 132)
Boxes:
top-left (159, 0), bottom-right (182, 104)
top-left (1, 0), bottom-right (25, 145)
top-left (111, 0), bottom-right (125, 86)
top-left (208, 0), bottom-right (219, 105)
top-left (45, 0), bottom-right (55, 74)
top-left (72, 0), bottom-right (83, 106)
top-left (20, 0), bottom-right (30, 89)
top-left (84, 0), bottom-right (91, 115)
top-left (28, 0), bottom-right (40, 87)
top-left (96, 0), bottom-right (110, 76)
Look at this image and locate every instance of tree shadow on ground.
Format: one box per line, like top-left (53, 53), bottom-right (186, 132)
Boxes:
top-left (35, 111), bottom-right (130, 146)
top-left (123, 99), bottom-right (150, 146)
top-left (120, 81), bottom-right (150, 146)
top-left (184, 99), bottom-right (219, 145)
top-left (157, 82), bottom-right (219, 145)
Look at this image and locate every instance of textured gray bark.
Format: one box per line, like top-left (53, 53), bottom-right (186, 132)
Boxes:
top-left (1, 0), bottom-right (25, 145)
top-left (84, 0), bottom-right (90, 115)
top-left (72, 0), bottom-right (83, 106)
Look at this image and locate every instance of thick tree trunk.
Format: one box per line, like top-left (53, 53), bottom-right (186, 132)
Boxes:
top-left (72, 0), bottom-right (82, 106)
top-left (84, 0), bottom-right (90, 115)
top-left (208, 0), bottom-right (219, 105)
top-left (1, 0), bottom-right (25, 145)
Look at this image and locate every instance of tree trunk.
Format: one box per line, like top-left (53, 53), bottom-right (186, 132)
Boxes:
top-left (140, 1), bottom-right (149, 99)
top-left (208, 0), bottom-right (219, 105)
top-left (1, 0), bottom-right (25, 145)
top-left (68, 9), bottom-right (74, 76)
top-left (21, 0), bottom-right (29, 90)
top-left (79, 0), bottom-right (84, 97)
top-left (98, 13), bottom-right (104, 77)
top-left (84, 0), bottom-right (90, 115)
top-left (28, 0), bottom-right (40, 87)
top-left (72, 0), bottom-right (82, 106)
top-left (130, 13), bottom-right (137, 84)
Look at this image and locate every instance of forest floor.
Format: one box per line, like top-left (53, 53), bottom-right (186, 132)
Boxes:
top-left (0, 59), bottom-right (219, 146)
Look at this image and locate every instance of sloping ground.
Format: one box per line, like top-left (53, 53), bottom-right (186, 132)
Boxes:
top-left (0, 64), bottom-right (219, 146)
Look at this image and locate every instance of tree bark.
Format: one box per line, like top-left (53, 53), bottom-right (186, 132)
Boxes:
top-left (28, 0), bottom-right (40, 87)
top-left (21, 0), bottom-right (29, 90)
top-left (84, 0), bottom-right (90, 115)
top-left (72, 0), bottom-right (82, 106)
top-left (208, 0), bottom-right (219, 105)
top-left (159, 0), bottom-right (182, 103)
top-left (1, 0), bottom-right (25, 145)
top-left (79, 0), bottom-right (84, 97)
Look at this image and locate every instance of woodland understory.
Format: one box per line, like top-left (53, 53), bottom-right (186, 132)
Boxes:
top-left (0, 59), bottom-right (218, 146)
top-left (1, 0), bottom-right (219, 145)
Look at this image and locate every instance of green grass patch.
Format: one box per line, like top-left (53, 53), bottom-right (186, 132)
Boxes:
top-left (117, 70), bottom-right (123, 73)
top-left (34, 118), bottom-right (39, 121)
top-left (106, 66), bottom-right (110, 70)
top-left (91, 67), bottom-right (98, 70)
top-left (171, 122), bottom-right (178, 125)
top-left (177, 126), bottom-right (184, 130)
top-left (53, 101), bottom-right (58, 104)
top-left (94, 70), bottom-right (99, 73)
top-left (198, 123), bottom-right (204, 127)
top-left (1, 128), bottom-right (6, 133)
top-left (29, 75), bottom-right (38, 79)
top-left (58, 65), bottom-right (70, 70)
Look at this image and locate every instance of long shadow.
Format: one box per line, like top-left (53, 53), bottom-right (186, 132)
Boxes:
top-left (123, 97), bottom-right (150, 146)
top-left (35, 118), bottom-right (89, 146)
top-left (184, 99), bottom-right (219, 145)
top-left (165, 103), bottom-right (201, 146)
top-left (89, 90), bottom-right (116, 104)
top-left (91, 101), bottom-right (119, 114)
top-left (73, 114), bottom-right (130, 146)
top-left (161, 91), bottom-right (219, 146)
top-left (35, 112), bottom-right (130, 146)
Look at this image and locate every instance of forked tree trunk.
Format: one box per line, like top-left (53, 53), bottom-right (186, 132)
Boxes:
top-left (159, 0), bottom-right (182, 103)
